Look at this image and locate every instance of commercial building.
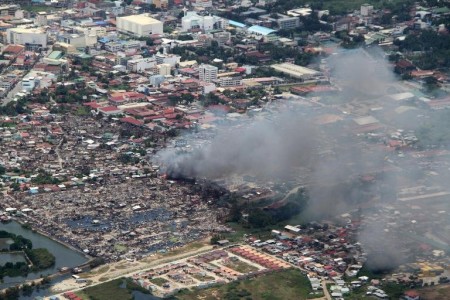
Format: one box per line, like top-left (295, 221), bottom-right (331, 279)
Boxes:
top-left (271, 63), bottom-right (325, 81)
top-left (127, 57), bottom-right (157, 73)
top-left (6, 28), bottom-right (47, 50)
top-left (259, 14), bottom-right (300, 30)
top-left (116, 14), bottom-right (163, 37)
top-left (247, 25), bottom-right (277, 42)
top-left (220, 76), bottom-right (242, 87)
top-left (181, 12), bottom-right (226, 32)
top-left (198, 64), bottom-right (218, 83)
top-left (158, 63), bottom-right (171, 76)
top-left (361, 4), bottom-right (374, 16)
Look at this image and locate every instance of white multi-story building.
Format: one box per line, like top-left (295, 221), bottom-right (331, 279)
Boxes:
top-left (361, 4), bottom-right (373, 16)
top-left (7, 28), bottom-right (48, 50)
top-left (220, 76), bottom-right (242, 87)
top-left (155, 54), bottom-right (181, 67)
top-left (117, 14), bottom-right (163, 37)
top-left (158, 63), bottom-right (171, 76)
top-left (127, 57), bottom-right (157, 73)
top-left (181, 12), bottom-right (227, 32)
top-left (198, 64), bottom-right (218, 83)
top-left (35, 12), bottom-right (48, 26)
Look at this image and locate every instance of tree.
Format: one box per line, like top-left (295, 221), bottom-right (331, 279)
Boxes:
top-left (248, 209), bottom-right (273, 228)
top-left (210, 234), bottom-right (224, 245)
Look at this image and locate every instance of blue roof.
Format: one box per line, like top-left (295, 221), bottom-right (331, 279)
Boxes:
top-left (98, 37), bottom-right (110, 43)
top-left (228, 20), bottom-right (246, 28)
top-left (248, 25), bottom-right (276, 35)
top-left (95, 21), bottom-right (108, 26)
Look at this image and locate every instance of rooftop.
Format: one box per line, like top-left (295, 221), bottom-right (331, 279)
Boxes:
top-left (248, 25), bottom-right (276, 36)
top-left (117, 14), bottom-right (162, 25)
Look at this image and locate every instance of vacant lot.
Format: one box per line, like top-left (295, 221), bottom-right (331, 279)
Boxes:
top-left (77, 278), bottom-right (151, 300)
top-left (417, 284), bottom-right (450, 300)
top-left (222, 259), bottom-right (259, 274)
top-left (176, 268), bottom-right (312, 300)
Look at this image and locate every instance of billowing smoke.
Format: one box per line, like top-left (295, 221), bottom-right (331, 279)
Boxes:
top-left (159, 109), bottom-right (318, 180)
top-left (156, 49), bottom-right (449, 272)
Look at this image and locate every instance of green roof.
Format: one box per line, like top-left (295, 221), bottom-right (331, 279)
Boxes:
top-left (433, 7), bottom-right (450, 14)
top-left (48, 51), bottom-right (63, 60)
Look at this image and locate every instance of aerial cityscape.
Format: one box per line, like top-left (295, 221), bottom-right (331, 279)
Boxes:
top-left (0, 0), bottom-right (449, 299)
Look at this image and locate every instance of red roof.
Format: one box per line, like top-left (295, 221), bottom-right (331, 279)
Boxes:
top-left (84, 102), bottom-right (102, 109)
top-left (120, 117), bottom-right (144, 126)
top-left (404, 290), bottom-right (419, 297)
top-left (99, 106), bottom-right (120, 112)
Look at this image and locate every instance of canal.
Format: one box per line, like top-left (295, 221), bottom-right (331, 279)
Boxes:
top-left (0, 221), bottom-right (89, 290)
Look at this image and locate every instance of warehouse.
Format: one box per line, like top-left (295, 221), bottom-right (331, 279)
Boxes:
top-left (116, 14), bottom-right (163, 37)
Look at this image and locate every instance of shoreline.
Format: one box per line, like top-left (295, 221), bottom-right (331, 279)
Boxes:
top-left (11, 218), bottom-right (92, 263)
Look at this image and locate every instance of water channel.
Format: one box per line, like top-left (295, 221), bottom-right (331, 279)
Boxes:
top-left (0, 221), bottom-right (88, 290)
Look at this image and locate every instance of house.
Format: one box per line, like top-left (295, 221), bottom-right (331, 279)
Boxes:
top-left (403, 290), bottom-right (420, 300)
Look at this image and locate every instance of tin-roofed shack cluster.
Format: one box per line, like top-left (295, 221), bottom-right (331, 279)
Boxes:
top-left (0, 109), bottom-right (231, 260)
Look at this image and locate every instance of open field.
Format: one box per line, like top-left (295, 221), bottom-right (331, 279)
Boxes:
top-left (76, 278), bottom-right (151, 300)
top-left (222, 259), bottom-right (259, 274)
top-left (417, 284), bottom-right (450, 300)
top-left (175, 268), bottom-right (312, 300)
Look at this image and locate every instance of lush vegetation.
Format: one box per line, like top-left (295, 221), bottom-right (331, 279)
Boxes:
top-left (0, 231), bottom-right (55, 280)
top-left (396, 30), bottom-right (450, 70)
top-left (79, 278), bottom-right (151, 300)
top-left (0, 231), bottom-right (33, 251)
top-left (176, 268), bottom-right (312, 300)
top-left (25, 248), bottom-right (55, 270)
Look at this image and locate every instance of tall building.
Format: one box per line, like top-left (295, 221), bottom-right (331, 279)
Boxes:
top-left (181, 12), bottom-right (227, 32)
top-left (6, 28), bottom-right (47, 50)
top-left (360, 4), bottom-right (373, 16)
top-left (116, 14), bottom-right (163, 37)
top-left (198, 64), bottom-right (218, 83)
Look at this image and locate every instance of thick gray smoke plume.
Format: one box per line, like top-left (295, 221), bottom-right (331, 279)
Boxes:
top-left (156, 49), bottom-right (449, 272)
top-left (159, 110), bottom-right (317, 180)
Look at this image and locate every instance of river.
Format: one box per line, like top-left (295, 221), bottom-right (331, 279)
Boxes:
top-left (0, 221), bottom-right (89, 290)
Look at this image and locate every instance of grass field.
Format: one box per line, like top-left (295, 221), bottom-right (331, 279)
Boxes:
top-left (78, 278), bottom-right (151, 300)
top-left (191, 273), bottom-right (216, 282)
top-left (150, 277), bottom-right (169, 286)
top-left (176, 268), bottom-right (312, 300)
top-left (222, 259), bottom-right (259, 274)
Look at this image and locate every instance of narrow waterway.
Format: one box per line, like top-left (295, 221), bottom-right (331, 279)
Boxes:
top-left (0, 221), bottom-right (88, 290)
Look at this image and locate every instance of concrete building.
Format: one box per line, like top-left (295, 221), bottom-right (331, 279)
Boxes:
top-left (57, 33), bottom-right (96, 48)
top-left (150, 74), bottom-right (166, 87)
top-left (199, 64), bottom-right (218, 83)
top-left (361, 4), bottom-right (373, 16)
top-left (155, 54), bottom-right (180, 67)
top-left (213, 32), bottom-right (231, 46)
top-left (116, 14), bottom-right (163, 37)
top-left (6, 28), bottom-right (47, 50)
top-left (35, 12), bottom-right (48, 26)
top-left (127, 57), bottom-right (157, 73)
top-left (220, 76), bottom-right (242, 87)
top-left (153, 0), bottom-right (168, 9)
top-left (247, 25), bottom-right (277, 42)
top-left (0, 4), bottom-right (19, 17)
top-left (158, 63), bottom-right (171, 76)
top-left (271, 63), bottom-right (325, 81)
top-left (260, 14), bottom-right (300, 30)
top-left (181, 12), bottom-right (226, 32)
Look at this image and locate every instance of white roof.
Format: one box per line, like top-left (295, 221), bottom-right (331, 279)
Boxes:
top-left (389, 92), bottom-right (415, 101)
top-left (353, 116), bottom-right (379, 126)
top-left (118, 14), bottom-right (162, 25)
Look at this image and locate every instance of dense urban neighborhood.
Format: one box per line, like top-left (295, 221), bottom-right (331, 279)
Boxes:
top-left (0, 0), bottom-right (450, 299)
